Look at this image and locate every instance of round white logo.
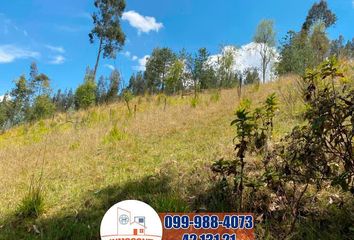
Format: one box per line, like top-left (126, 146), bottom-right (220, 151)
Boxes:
top-left (100, 200), bottom-right (163, 240)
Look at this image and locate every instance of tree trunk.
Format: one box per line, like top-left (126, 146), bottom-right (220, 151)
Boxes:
top-left (125, 100), bottom-right (131, 114)
top-left (284, 183), bottom-right (309, 239)
top-left (93, 37), bottom-right (103, 80)
top-left (239, 145), bottom-right (245, 211)
top-left (237, 76), bottom-right (242, 98)
top-left (260, 44), bottom-right (268, 84)
top-left (262, 58), bottom-right (266, 84)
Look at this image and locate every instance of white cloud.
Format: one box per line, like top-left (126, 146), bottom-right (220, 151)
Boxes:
top-left (352, 0), bottom-right (354, 8)
top-left (133, 55), bottom-right (149, 71)
top-left (0, 94), bottom-right (11, 102)
top-left (0, 45), bottom-right (39, 63)
top-left (208, 42), bottom-right (279, 82)
top-left (123, 51), bottom-right (131, 57)
top-left (122, 11), bottom-right (163, 34)
top-left (104, 64), bottom-right (115, 70)
top-left (45, 45), bottom-right (65, 53)
top-left (0, 14), bottom-right (28, 37)
top-left (122, 51), bottom-right (139, 61)
top-left (49, 55), bottom-right (65, 64)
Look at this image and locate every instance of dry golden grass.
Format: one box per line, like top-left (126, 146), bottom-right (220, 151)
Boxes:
top-left (0, 77), bottom-right (304, 236)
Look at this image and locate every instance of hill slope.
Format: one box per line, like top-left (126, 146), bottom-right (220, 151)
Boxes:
top-left (0, 77), bottom-right (304, 239)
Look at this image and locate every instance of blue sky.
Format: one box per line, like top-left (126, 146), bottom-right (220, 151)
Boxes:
top-left (0, 0), bottom-right (353, 96)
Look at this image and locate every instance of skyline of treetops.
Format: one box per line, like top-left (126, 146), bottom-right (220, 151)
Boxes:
top-left (0, 0), bottom-right (353, 96)
top-left (0, 0), bottom-right (353, 129)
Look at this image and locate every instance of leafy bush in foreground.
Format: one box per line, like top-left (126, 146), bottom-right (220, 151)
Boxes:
top-left (210, 57), bottom-right (354, 239)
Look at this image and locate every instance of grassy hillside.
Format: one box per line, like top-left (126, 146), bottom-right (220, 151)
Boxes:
top-left (0, 75), bottom-right (343, 239)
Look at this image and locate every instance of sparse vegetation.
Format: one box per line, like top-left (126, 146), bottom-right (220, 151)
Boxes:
top-left (0, 1), bottom-right (353, 239)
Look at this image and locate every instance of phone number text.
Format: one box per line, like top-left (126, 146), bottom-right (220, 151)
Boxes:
top-left (164, 215), bottom-right (253, 230)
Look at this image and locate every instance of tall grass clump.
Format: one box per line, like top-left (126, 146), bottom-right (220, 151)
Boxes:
top-left (190, 97), bottom-right (199, 108)
top-left (103, 125), bottom-right (126, 143)
top-left (17, 183), bottom-right (44, 218)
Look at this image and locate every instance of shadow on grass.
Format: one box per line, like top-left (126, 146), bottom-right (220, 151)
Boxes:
top-left (2, 174), bottom-right (353, 240)
top-left (0, 174), bottom-right (189, 240)
top-left (192, 178), bottom-right (354, 240)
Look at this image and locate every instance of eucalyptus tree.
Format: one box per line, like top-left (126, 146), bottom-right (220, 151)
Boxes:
top-left (144, 48), bottom-right (176, 94)
top-left (217, 46), bottom-right (236, 87)
top-left (106, 69), bottom-right (120, 102)
top-left (254, 20), bottom-right (276, 84)
top-left (89, 0), bottom-right (126, 79)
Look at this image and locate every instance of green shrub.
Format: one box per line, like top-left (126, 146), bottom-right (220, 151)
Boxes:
top-left (103, 126), bottom-right (125, 143)
top-left (239, 98), bottom-right (252, 109)
top-left (29, 95), bottom-right (55, 121)
top-left (190, 97), bottom-right (199, 108)
top-left (75, 81), bottom-right (96, 110)
top-left (122, 89), bottom-right (134, 114)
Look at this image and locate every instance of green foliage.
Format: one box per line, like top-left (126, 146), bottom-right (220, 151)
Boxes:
top-left (89, 0), bottom-right (126, 77)
top-left (194, 48), bottom-right (216, 89)
top-left (277, 31), bottom-right (315, 75)
top-left (302, 0), bottom-right (336, 32)
top-left (221, 107), bottom-right (256, 210)
top-left (257, 57), bottom-right (354, 237)
top-left (190, 97), bottom-right (199, 108)
top-left (264, 93), bottom-right (277, 132)
top-left (277, 23), bottom-right (331, 76)
top-left (329, 36), bottom-right (354, 59)
top-left (311, 23), bottom-right (331, 63)
top-left (29, 95), bottom-right (55, 121)
top-left (212, 106), bottom-right (258, 211)
top-left (29, 62), bottom-right (51, 97)
top-left (53, 88), bottom-right (75, 112)
top-left (244, 68), bottom-right (260, 85)
top-left (217, 46), bottom-right (237, 88)
top-left (145, 48), bottom-right (176, 94)
top-left (122, 89), bottom-right (133, 103)
top-left (211, 94), bottom-right (279, 213)
top-left (0, 95), bottom-right (12, 129)
top-left (254, 20), bottom-right (276, 47)
top-left (239, 98), bottom-right (252, 110)
top-left (122, 89), bottom-right (133, 113)
top-left (128, 71), bottom-right (145, 95)
top-left (75, 70), bottom-right (97, 110)
top-left (277, 1), bottom-right (336, 76)
top-left (17, 185), bottom-right (44, 218)
top-left (96, 75), bottom-right (107, 104)
top-left (298, 57), bottom-right (353, 191)
top-left (231, 108), bottom-right (255, 139)
top-left (10, 75), bottom-right (32, 124)
top-left (103, 125), bottom-right (125, 143)
top-left (106, 69), bottom-right (120, 102)
top-left (165, 58), bottom-right (184, 94)
top-left (253, 19), bottom-right (276, 83)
